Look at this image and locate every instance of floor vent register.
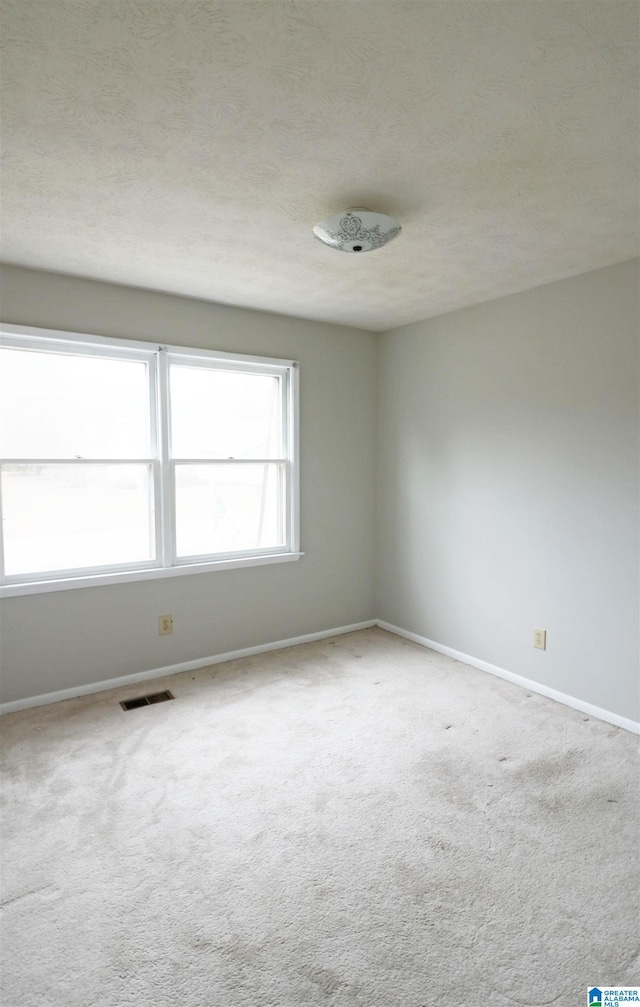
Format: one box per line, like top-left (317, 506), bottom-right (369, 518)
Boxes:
top-left (120, 690), bottom-right (175, 711)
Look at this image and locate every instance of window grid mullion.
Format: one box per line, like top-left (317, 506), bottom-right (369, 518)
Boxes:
top-left (0, 458), bottom-right (156, 465)
top-left (156, 348), bottom-right (173, 568)
top-left (287, 364), bottom-right (300, 553)
top-left (171, 458), bottom-right (286, 465)
top-left (282, 369), bottom-right (291, 551)
top-left (145, 352), bottom-right (163, 570)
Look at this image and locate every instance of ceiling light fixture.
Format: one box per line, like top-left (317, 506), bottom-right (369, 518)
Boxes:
top-left (313, 207), bottom-right (401, 253)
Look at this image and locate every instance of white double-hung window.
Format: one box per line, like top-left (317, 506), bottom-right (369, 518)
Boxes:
top-left (0, 324), bottom-right (300, 595)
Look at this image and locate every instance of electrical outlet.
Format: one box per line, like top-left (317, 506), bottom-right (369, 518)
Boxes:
top-left (533, 628), bottom-right (546, 650)
top-left (159, 614), bottom-right (173, 635)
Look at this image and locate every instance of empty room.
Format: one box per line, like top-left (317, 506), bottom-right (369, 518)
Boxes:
top-left (0, 2), bottom-right (638, 1005)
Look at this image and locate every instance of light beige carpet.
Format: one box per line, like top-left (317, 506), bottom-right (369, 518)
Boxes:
top-left (1, 627), bottom-right (638, 1007)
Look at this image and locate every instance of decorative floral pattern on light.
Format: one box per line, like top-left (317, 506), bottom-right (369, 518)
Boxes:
top-left (315, 211), bottom-right (402, 253)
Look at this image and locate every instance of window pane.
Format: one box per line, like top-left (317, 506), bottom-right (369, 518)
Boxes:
top-left (0, 347), bottom-right (151, 459)
top-left (169, 365), bottom-right (281, 459)
top-left (175, 463), bottom-right (283, 557)
top-left (1, 464), bottom-right (155, 575)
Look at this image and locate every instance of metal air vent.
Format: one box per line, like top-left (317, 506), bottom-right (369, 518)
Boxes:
top-left (120, 690), bottom-right (174, 711)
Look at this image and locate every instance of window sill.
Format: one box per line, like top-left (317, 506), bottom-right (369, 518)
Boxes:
top-left (0, 552), bottom-right (305, 598)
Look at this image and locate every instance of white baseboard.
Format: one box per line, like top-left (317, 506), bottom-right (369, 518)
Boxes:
top-left (376, 620), bottom-right (640, 736)
top-left (4, 618), bottom-right (638, 736)
top-left (0, 620), bottom-right (376, 716)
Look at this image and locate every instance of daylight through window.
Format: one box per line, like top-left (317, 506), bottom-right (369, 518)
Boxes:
top-left (0, 325), bottom-right (299, 593)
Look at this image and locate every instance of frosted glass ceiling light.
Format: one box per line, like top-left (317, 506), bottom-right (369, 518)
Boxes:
top-left (313, 207), bottom-right (401, 253)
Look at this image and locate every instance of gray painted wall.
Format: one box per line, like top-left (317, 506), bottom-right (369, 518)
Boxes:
top-left (376, 260), bottom-right (639, 720)
top-left (0, 266), bottom-right (377, 703)
top-left (1, 261), bottom-right (638, 721)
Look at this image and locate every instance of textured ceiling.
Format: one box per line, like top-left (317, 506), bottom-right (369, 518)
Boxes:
top-left (1, 1), bottom-right (638, 331)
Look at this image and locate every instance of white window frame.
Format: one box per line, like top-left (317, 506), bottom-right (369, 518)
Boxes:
top-left (0, 323), bottom-right (301, 597)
